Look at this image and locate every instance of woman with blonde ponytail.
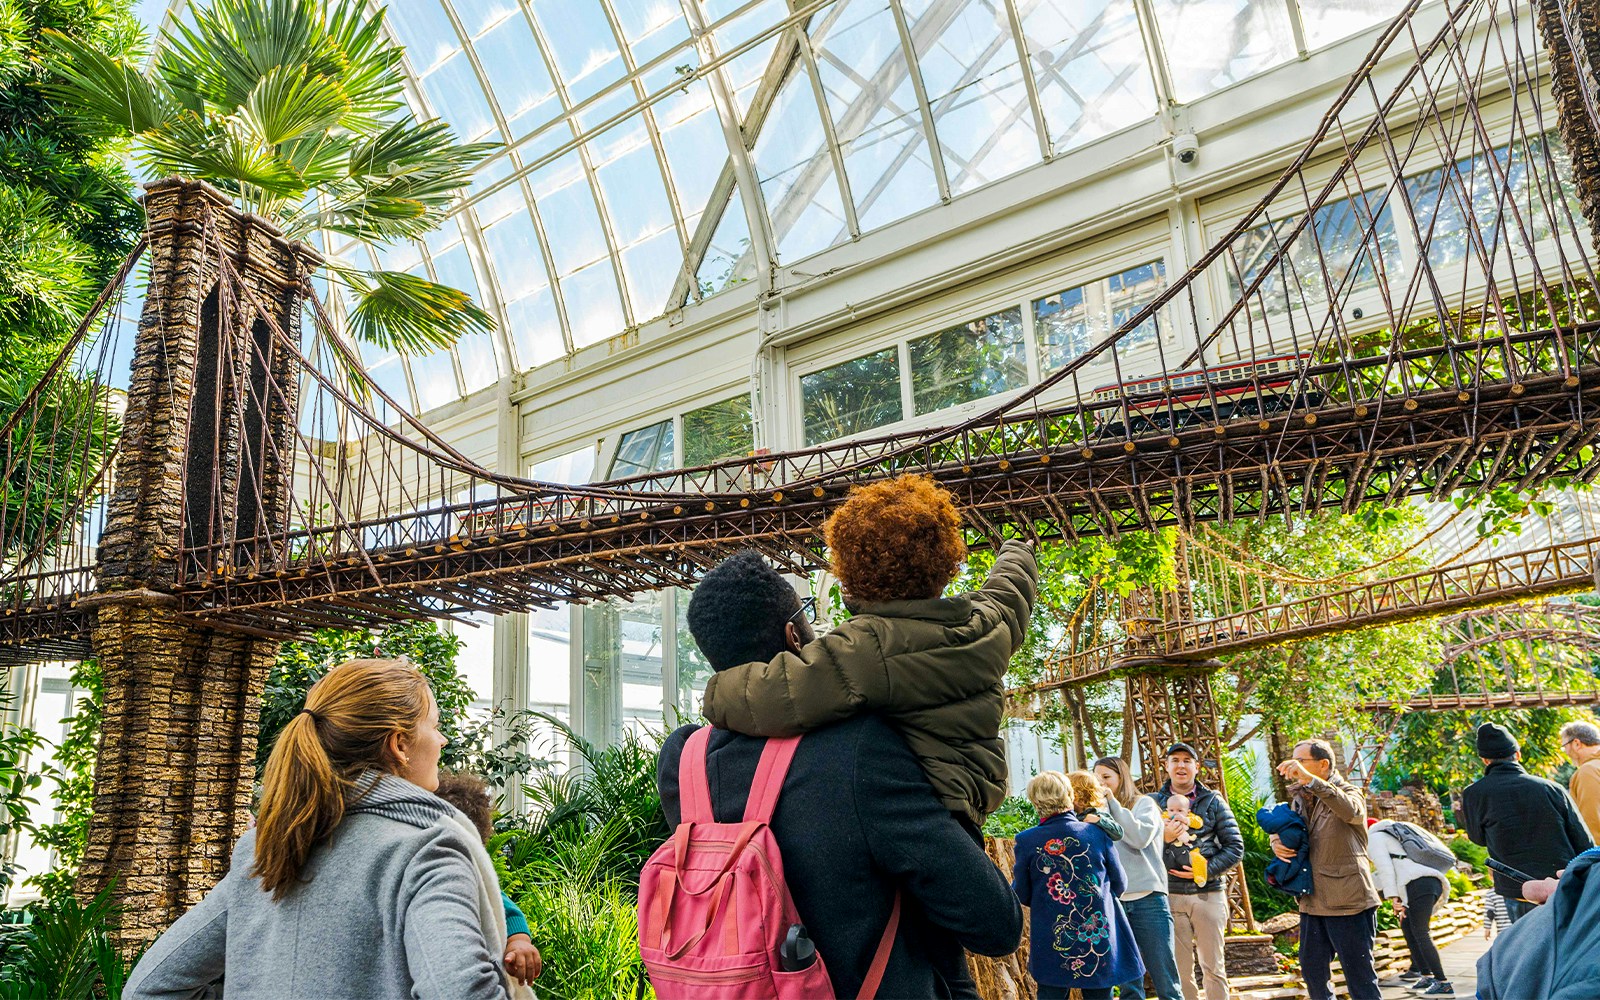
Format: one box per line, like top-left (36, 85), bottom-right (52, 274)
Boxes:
top-left (126, 659), bottom-right (513, 1000)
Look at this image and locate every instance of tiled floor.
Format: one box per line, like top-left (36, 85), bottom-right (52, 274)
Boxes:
top-left (1377, 930), bottom-right (1488, 998)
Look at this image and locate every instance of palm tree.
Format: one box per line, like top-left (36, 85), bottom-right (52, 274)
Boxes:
top-left (39, 0), bottom-right (495, 355)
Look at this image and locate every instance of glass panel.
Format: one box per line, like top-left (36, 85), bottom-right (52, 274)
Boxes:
top-left (1228, 189), bottom-right (1400, 316)
top-left (453, 611), bottom-right (497, 709)
top-left (652, 73), bottom-right (725, 228)
top-left (812, 0), bottom-right (940, 231)
top-left (408, 349), bottom-right (460, 412)
top-left (419, 50), bottom-right (498, 142)
top-left (1036, 259), bottom-right (1168, 372)
top-left (449, 0), bottom-right (520, 39)
top-left (612, 0), bottom-right (692, 64)
top-left (909, 306), bottom-right (1027, 414)
top-left (526, 602), bottom-right (574, 749)
top-left (800, 347), bottom-right (903, 446)
top-left (904, 0), bottom-right (1040, 194)
top-left (386, 3), bottom-right (460, 75)
top-left (430, 241), bottom-right (481, 301)
top-left (696, 184), bottom-right (757, 299)
top-left (610, 419), bottom-right (676, 477)
top-left (456, 329), bottom-right (499, 394)
top-left (482, 210), bottom-right (548, 300)
top-left (704, 0), bottom-right (786, 116)
top-left (674, 587), bottom-right (714, 718)
top-left (530, 0), bottom-right (625, 103)
top-left (505, 286), bottom-right (566, 369)
top-left (1019, 0), bottom-right (1158, 152)
top-left (530, 153), bottom-right (610, 275)
top-left (1146, 0), bottom-right (1298, 102)
top-left (592, 123), bottom-right (675, 243)
top-left (472, 13), bottom-right (561, 133)
top-left (683, 394), bottom-right (754, 465)
top-left (1299, 0), bottom-right (1400, 50)
top-left (561, 260), bottom-right (627, 346)
top-left (618, 592), bottom-right (666, 737)
top-left (532, 443), bottom-right (597, 483)
top-left (359, 340), bottom-right (414, 409)
top-left (752, 67), bottom-right (850, 261)
top-left (468, 154), bottom-right (527, 227)
top-left (1404, 133), bottom-right (1585, 270)
top-left (620, 227), bottom-right (684, 320)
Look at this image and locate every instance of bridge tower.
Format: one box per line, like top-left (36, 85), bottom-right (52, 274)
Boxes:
top-left (76, 180), bottom-right (317, 946)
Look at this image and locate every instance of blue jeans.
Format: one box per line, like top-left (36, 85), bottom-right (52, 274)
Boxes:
top-left (1504, 895), bottom-right (1536, 923)
top-left (1118, 893), bottom-right (1184, 1000)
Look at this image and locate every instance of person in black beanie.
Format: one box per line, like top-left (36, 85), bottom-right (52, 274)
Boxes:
top-left (1461, 722), bottom-right (1593, 923)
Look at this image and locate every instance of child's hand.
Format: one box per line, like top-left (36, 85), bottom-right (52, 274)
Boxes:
top-left (1086, 813), bottom-right (1101, 824)
top-left (505, 933), bottom-right (542, 985)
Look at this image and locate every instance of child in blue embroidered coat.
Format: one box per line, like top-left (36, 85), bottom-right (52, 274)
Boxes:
top-left (1013, 771), bottom-right (1144, 1000)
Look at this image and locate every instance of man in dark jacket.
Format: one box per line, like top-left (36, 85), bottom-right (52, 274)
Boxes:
top-left (1462, 722), bottom-right (1594, 924)
top-left (658, 551), bottom-right (1024, 999)
top-left (1152, 743), bottom-right (1244, 1000)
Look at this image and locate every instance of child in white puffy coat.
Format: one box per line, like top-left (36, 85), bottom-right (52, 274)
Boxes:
top-left (1369, 819), bottom-right (1453, 996)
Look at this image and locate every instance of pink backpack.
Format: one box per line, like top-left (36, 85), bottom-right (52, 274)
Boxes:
top-left (638, 728), bottom-right (901, 999)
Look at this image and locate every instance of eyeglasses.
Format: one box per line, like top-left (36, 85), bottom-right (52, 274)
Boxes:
top-left (789, 595), bottom-right (818, 626)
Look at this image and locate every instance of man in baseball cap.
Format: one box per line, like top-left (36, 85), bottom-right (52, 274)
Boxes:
top-left (1152, 741), bottom-right (1242, 1000)
top-left (1461, 722), bottom-right (1592, 923)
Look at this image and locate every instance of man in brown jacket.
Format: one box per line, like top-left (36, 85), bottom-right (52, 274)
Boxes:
top-left (1271, 739), bottom-right (1382, 1000)
top-left (1560, 720), bottom-right (1600, 841)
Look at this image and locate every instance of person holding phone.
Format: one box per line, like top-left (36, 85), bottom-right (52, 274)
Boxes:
top-left (1460, 723), bottom-right (1593, 923)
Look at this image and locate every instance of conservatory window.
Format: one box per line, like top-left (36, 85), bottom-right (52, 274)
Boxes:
top-left (1228, 189), bottom-right (1401, 316)
top-left (908, 307), bottom-right (1028, 415)
top-left (609, 419), bottom-right (676, 478)
top-left (1036, 259), bottom-right (1168, 373)
top-left (801, 347), bottom-right (904, 446)
top-left (683, 394), bottom-right (754, 466)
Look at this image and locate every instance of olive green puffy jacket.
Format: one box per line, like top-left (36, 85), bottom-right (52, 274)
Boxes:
top-left (701, 540), bottom-right (1038, 829)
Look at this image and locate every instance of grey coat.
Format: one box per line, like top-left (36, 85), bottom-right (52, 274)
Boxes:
top-left (125, 773), bottom-right (509, 1000)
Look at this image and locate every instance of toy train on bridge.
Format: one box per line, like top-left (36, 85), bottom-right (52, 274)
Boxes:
top-left (1092, 352), bottom-right (1320, 434)
top-left (441, 354), bottom-right (1321, 541)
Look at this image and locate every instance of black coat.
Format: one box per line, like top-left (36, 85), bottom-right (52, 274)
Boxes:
top-left (1151, 779), bottom-right (1245, 895)
top-left (1462, 760), bottom-right (1595, 896)
top-left (659, 716), bottom-right (1023, 999)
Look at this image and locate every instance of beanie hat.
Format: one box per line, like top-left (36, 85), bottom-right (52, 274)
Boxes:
top-left (1366, 817), bottom-right (1379, 828)
top-left (1476, 722), bottom-right (1519, 759)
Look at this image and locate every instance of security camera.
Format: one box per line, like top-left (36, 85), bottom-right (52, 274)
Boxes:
top-left (1173, 133), bottom-right (1200, 165)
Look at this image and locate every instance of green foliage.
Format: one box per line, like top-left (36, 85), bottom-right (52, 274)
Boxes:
top-left (0, 686), bottom-right (43, 896)
top-left (39, 0), bottom-right (497, 355)
top-left (1376, 707), bottom-right (1594, 792)
top-left (1206, 507), bottom-right (1440, 746)
top-left (0, 884), bottom-right (138, 1000)
top-left (492, 824), bottom-right (654, 1000)
top-left (514, 715), bottom-right (668, 887)
top-left (1445, 866), bottom-right (1476, 897)
top-left (256, 620), bottom-right (476, 775)
top-left (982, 794), bottom-right (1038, 839)
top-left (490, 719), bottom-right (667, 999)
top-left (1449, 835), bottom-right (1488, 874)
top-left (26, 659), bottom-right (101, 906)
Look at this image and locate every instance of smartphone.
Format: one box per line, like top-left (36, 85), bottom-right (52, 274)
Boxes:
top-left (1486, 857), bottom-right (1537, 884)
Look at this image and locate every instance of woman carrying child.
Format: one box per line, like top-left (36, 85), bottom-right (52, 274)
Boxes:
top-left (1014, 771), bottom-right (1144, 1000)
top-left (1094, 757), bottom-right (1184, 1000)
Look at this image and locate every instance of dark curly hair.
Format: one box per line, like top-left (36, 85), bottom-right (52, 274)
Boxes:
top-left (825, 474), bottom-right (966, 604)
top-left (433, 772), bottom-right (493, 844)
top-left (687, 550), bottom-right (806, 671)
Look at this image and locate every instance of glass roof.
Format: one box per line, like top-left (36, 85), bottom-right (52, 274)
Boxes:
top-left (144, 0), bottom-right (1405, 412)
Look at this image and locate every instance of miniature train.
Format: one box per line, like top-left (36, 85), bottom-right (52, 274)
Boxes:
top-left (1092, 352), bottom-right (1320, 434)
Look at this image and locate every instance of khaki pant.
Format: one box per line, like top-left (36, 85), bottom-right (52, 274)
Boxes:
top-left (1169, 890), bottom-right (1229, 1000)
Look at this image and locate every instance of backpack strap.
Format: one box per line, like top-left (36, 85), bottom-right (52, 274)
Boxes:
top-left (743, 735), bottom-right (802, 824)
top-left (857, 890), bottom-right (902, 1000)
top-left (679, 726), bottom-right (715, 824)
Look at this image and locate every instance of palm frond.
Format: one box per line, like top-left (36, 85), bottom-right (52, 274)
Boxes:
top-left (242, 64), bottom-right (352, 146)
top-left (346, 269), bottom-right (493, 354)
top-left (37, 29), bottom-right (171, 133)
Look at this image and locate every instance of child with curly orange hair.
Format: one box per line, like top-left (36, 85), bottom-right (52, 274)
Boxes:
top-left (701, 473), bottom-right (1038, 834)
top-left (1065, 769), bottom-right (1124, 842)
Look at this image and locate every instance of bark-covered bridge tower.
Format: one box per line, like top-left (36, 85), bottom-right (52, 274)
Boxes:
top-left (77, 179), bottom-right (318, 946)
